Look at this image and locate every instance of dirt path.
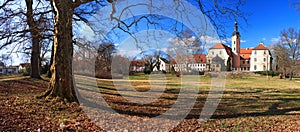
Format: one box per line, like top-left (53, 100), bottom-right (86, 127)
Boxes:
top-left (0, 76), bottom-right (30, 82)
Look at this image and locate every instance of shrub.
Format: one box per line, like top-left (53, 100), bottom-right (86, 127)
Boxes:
top-left (254, 71), bottom-right (280, 77)
top-left (23, 72), bottom-right (30, 76)
top-left (170, 66), bottom-right (176, 75)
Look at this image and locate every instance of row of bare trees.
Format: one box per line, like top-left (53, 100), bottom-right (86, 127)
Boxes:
top-left (272, 28), bottom-right (300, 80)
top-left (0, 0), bottom-right (248, 102)
top-left (0, 0), bottom-right (53, 78)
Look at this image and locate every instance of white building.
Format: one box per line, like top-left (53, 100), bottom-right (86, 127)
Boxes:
top-left (250, 42), bottom-right (272, 71)
top-left (130, 60), bottom-right (145, 72)
top-left (170, 54), bottom-right (207, 72)
top-left (207, 22), bottom-right (272, 72)
top-left (0, 62), bottom-right (20, 74)
top-left (153, 58), bottom-right (170, 72)
top-left (206, 43), bottom-right (232, 71)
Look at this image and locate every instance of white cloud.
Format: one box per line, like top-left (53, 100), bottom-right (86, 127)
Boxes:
top-left (199, 36), bottom-right (223, 44)
top-left (240, 40), bottom-right (247, 43)
top-left (222, 37), bottom-right (246, 43)
top-left (271, 37), bottom-right (280, 44)
top-left (117, 49), bottom-right (142, 58)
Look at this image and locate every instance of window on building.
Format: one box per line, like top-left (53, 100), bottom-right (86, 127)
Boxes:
top-left (263, 65), bottom-right (266, 71)
top-left (254, 51), bottom-right (257, 54)
top-left (264, 51), bottom-right (266, 54)
top-left (263, 58), bottom-right (266, 62)
top-left (219, 51), bottom-right (222, 55)
top-left (254, 65), bottom-right (257, 70)
top-left (254, 58), bottom-right (257, 62)
top-left (243, 61), bottom-right (245, 64)
top-left (212, 51), bottom-right (214, 55)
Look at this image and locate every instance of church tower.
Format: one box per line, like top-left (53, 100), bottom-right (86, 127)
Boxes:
top-left (231, 22), bottom-right (241, 70)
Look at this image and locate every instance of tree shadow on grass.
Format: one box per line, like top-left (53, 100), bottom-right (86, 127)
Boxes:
top-left (77, 81), bottom-right (300, 121)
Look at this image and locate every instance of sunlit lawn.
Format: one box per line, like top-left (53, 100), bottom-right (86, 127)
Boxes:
top-left (75, 73), bottom-right (300, 131)
top-left (76, 73), bottom-right (300, 115)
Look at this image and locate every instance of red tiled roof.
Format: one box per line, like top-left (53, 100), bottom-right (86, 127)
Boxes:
top-left (253, 43), bottom-right (268, 50)
top-left (240, 48), bottom-right (252, 54)
top-left (210, 43), bottom-right (233, 57)
top-left (170, 54), bottom-right (206, 64)
top-left (19, 63), bottom-right (30, 67)
top-left (210, 43), bottom-right (226, 49)
top-left (130, 60), bottom-right (145, 66)
top-left (240, 48), bottom-right (252, 59)
top-left (193, 54), bottom-right (206, 63)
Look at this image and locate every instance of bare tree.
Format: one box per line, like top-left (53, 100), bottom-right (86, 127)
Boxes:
top-left (0, 0), bottom-right (54, 78)
top-left (95, 42), bottom-right (116, 78)
top-left (168, 32), bottom-right (203, 72)
top-left (273, 28), bottom-right (300, 80)
top-left (141, 52), bottom-right (160, 74)
top-left (37, 0), bottom-right (246, 102)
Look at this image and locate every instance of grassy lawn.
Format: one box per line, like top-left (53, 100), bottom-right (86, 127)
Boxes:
top-left (75, 73), bottom-right (300, 131)
top-left (1, 73), bottom-right (300, 131)
top-left (0, 74), bottom-right (24, 79)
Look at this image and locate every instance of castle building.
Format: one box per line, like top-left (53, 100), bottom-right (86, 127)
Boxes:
top-left (250, 43), bottom-right (272, 71)
top-left (207, 22), bottom-right (272, 71)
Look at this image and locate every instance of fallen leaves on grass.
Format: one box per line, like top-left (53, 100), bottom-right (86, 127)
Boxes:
top-left (0, 78), bottom-right (102, 131)
top-left (1, 77), bottom-right (300, 131)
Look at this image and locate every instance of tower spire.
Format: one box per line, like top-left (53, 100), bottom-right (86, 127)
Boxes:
top-left (234, 22), bottom-right (238, 32)
top-left (231, 21), bottom-right (241, 70)
top-left (232, 21), bottom-right (240, 37)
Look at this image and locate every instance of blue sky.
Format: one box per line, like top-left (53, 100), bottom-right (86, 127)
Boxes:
top-left (74, 0), bottom-right (300, 60)
top-left (236, 0), bottom-right (300, 48)
top-left (5, 0), bottom-right (300, 65)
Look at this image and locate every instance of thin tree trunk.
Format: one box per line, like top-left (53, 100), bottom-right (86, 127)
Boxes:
top-left (289, 71), bottom-right (293, 80)
top-left (25, 0), bottom-right (41, 79)
top-left (47, 43), bottom-right (54, 78)
top-left (41, 0), bottom-right (78, 102)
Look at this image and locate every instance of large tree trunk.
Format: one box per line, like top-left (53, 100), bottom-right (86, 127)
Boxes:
top-left (31, 38), bottom-right (41, 78)
top-left (25, 0), bottom-right (41, 79)
top-left (42, 0), bottom-right (78, 102)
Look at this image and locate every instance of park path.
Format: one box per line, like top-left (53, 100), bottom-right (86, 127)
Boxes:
top-left (0, 76), bottom-right (30, 82)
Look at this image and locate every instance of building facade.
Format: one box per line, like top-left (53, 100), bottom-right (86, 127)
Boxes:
top-left (153, 58), bottom-right (170, 72)
top-left (250, 43), bottom-right (272, 71)
top-left (207, 22), bottom-right (272, 72)
top-left (206, 43), bottom-right (232, 71)
top-left (171, 54), bottom-right (207, 72)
